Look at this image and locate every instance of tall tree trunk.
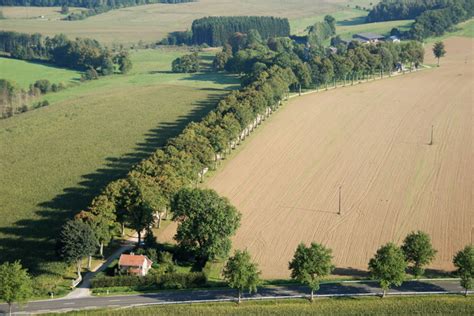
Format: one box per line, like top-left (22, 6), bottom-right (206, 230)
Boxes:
top-left (465, 288), bottom-right (469, 297)
top-left (238, 290), bottom-right (242, 304)
top-left (9, 303), bottom-right (12, 316)
top-left (137, 230), bottom-right (142, 246)
top-left (87, 255), bottom-right (92, 270)
top-left (382, 289), bottom-right (386, 298)
top-left (121, 223), bottom-right (125, 236)
top-left (310, 289), bottom-right (314, 302)
top-left (100, 241), bottom-right (104, 257)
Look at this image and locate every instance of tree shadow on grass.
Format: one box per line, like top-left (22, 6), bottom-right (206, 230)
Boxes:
top-left (0, 91), bottom-right (224, 274)
top-left (337, 16), bottom-right (367, 27)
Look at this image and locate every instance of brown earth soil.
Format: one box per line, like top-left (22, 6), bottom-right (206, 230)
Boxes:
top-left (198, 37), bottom-right (473, 278)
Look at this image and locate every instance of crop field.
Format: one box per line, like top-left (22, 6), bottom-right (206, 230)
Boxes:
top-left (0, 0), bottom-right (374, 45)
top-left (0, 48), bottom-right (238, 272)
top-left (0, 57), bottom-right (81, 89)
top-left (202, 37), bottom-right (473, 278)
top-left (63, 296), bottom-right (474, 315)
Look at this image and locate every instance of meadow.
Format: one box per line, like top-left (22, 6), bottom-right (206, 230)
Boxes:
top-left (200, 37), bottom-right (473, 278)
top-left (60, 296), bottom-right (474, 315)
top-left (0, 48), bottom-right (238, 274)
top-left (0, 57), bottom-right (81, 89)
top-left (0, 0), bottom-right (376, 45)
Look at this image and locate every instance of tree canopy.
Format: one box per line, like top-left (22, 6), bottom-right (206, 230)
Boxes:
top-left (453, 245), bottom-right (474, 296)
top-left (432, 41), bottom-right (446, 66)
top-left (401, 231), bottom-right (437, 278)
top-left (223, 249), bottom-right (261, 303)
top-left (368, 243), bottom-right (407, 297)
top-left (171, 188), bottom-right (241, 261)
top-left (288, 242), bottom-right (334, 301)
top-left (58, 219), bottom-right (97, 277)
top-left (0, 261), bottom-right (32, 315)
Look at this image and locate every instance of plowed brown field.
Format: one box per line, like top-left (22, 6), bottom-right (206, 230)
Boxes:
top-left (203, 37), bottom-right (473, 278)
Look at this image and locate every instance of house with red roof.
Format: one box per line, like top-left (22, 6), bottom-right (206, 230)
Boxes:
top-left (118, 253), bottom-right (153, 276)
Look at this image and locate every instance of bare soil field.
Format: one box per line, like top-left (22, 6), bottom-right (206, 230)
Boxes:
top-left (201, 37), bottom-right (473, 278)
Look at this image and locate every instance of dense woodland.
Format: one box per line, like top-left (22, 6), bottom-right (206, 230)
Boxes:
top-left (0, 31), bottom-right (131, 74)
top-left (367, 0), bottom-right (474, 39)
top-left (191, 16), bottom-right (290, 46)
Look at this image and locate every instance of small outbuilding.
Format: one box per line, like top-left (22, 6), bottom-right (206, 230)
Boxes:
top-left (118, 254), bottom-right (153, 276)
top-left (386, 35), bottom-right (401, 43)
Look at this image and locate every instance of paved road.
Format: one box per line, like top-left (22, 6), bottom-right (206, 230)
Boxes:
top-left (0, 279), bottom-right (469, 314)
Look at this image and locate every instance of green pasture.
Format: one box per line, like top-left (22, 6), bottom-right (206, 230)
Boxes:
top-left (0, 57), bottom-right (81, 89)
top-left (0, 48), bottom-right (238, 275)
top-left (61, 295), bottom-right (474, 315)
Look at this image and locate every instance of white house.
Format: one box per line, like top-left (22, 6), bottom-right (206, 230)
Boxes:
top-left (118, 254), bottom-right (153, 276)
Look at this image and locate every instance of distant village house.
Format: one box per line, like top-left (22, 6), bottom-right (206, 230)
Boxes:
top-left (352, 32), bottom-right (385, 44)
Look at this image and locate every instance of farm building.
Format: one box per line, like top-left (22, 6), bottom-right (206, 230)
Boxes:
top-left (118, 254), bottom-right (153, 276)
top-left (352, 32), bottom-right (385, 43)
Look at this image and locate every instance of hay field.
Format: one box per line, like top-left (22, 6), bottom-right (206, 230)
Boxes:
top-left (0, 57), bottom-right (81, 88)
top-left (0, 49), bottom-right (238, 272)
top-left (0, 0), bottom-right (370, 45)
top-left (205, 37), bottom-right (473, 278)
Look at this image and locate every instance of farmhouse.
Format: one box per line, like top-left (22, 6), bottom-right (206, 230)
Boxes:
top-left (352, 32), bottom-right (385, 43)
top-left (118, 254), bottom-right (153, 276)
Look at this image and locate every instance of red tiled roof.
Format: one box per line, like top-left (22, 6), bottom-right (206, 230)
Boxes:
top-left (119, 254), bottom-right (151, 267)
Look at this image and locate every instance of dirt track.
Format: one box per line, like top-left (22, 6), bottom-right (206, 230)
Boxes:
top-left (202, 38), bottom-right (473, 278)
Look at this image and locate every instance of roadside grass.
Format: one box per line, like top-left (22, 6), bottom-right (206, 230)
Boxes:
top-left (0, 48), bottom-right (238, 280)
top-left (0, 57), bottom-right (81, 88)
top-left (59, 295), bottom-right (474, 315)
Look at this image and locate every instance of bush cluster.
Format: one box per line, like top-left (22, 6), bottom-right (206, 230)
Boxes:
top-left (91, 272), bottom-right (207, 289)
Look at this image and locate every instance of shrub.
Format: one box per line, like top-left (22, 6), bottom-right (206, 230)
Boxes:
top-left (33, 79), bottom-right (51, 94)
top-left (90, 272), bottom-right (207, 289)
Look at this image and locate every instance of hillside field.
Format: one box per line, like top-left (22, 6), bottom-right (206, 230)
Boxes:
top-left (199, 37), bottom-right (473, 278)
top-left (0, 48), bottom-right (238, 272)
top-left (0, 57), bottom-right (81, 89)
top-left (0, 0), bottom-right (375, 45)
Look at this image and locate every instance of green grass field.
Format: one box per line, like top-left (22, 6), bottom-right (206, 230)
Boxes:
top-left (0, 57), bottom-right (81, 89)
top-left (61, 296), bottom-right (474, 315)
top-left (0, 48), bottom-right (238, 274)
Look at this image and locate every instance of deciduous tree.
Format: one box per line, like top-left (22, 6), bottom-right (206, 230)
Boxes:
top-left (453, 244), bottom-right (474, 296)
top-left (288, 242), bottom-right (334, 301)
top-left (171, 188), bottom-right (241, 262)
top-left (0, 261), bottom-right (32, 316)
top-left (223, 250), bottom-right (261, 303)
top-left (401, 231), bottom-right (437, 278)
top-left (368, 243), bottom-right (407, 297)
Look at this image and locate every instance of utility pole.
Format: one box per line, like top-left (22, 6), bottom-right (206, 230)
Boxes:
top-left (429, 125), bottom-right (434, 145)
top-left (338, 186), bottom-right (342, 215)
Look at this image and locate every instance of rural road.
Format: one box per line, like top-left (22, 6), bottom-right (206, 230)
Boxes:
top-left (0, 279), bottom-right (469, 314)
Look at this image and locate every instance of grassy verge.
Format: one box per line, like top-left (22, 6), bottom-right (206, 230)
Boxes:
top-left (61, 295), bottom-right (474, 315)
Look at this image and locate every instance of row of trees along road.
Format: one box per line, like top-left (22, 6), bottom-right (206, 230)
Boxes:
top-left (0, 241), bottom-right (472, 311)
top-left (212, 27), bottom-right (424, 90)
top-left (220, 232), bottom-right (473, 304)
top-left (0, 31), bottom-right (132, 74)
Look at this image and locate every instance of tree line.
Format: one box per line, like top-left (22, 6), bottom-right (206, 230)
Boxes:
top-left (0, 32), bottom-right (132, 74)
top-left (366, 0), bottom-right (453, 22)
top-left (213, 28), bottom-right (424, 90)
top-left (366, 0), bottom-right (474, 40)
top-left (191, 16), bottom-right (290, 46)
